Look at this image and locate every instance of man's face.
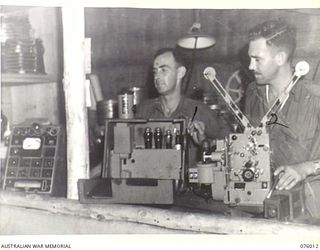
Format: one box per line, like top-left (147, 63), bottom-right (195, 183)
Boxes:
top-left (153, 52), bottom-right (180, 95)
top-left (248, 38), bottom-right (279, 85)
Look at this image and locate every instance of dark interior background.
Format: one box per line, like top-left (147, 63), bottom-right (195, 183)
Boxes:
top-left (84, 8), bottom-right (320, 104)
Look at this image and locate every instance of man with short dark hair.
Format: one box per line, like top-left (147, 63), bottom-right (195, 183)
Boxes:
top-left (136, 48), bottom-right (229, 166)
top-left (245, 19), bottom-right (320, 217)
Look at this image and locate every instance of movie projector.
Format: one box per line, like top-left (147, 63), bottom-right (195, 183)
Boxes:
top-left (188, 61), bottom-right (310, 212)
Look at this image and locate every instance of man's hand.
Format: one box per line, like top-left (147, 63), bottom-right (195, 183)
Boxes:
top-left (188, 120), bottom-right (206, 145)
top-left (274, 162), bottom-right (314, 190)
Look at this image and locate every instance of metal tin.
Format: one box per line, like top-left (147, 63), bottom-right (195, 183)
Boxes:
top-left (128, 87), bottom-right (146, 114)
top-left (129, 87), bottom-right (146, 106)
top-left (118, 92), bottom-right (134, 119)
top-left (96, 99), bottom-right (118, 125)
top-left (104, 99), bottom-right (118, 119)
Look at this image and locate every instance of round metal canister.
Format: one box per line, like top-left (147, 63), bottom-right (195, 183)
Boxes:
top-left (197, 162), bottom-right (215, 184)
top-left (104, 99), bottom-right (118, 118)
top-left (96, 99), bottom-right (118, 125)
top-left (129, 87), bottom-right (146, 106)
top-left (118, 91), bottom-right (134, 119)
top-left (128, 87), bottom-right (146, 114)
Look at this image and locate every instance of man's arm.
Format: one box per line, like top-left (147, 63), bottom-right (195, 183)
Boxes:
top-left (188, 120), bottom-right (206, 145)
top-left (274, 94), bottom-right (320, 190)
top-left (274, 161), bottom-right (320, 190)
top-left (188, 104), bottom-right (231, 146)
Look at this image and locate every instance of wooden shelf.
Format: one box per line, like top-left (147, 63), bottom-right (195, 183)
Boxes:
top-left (1, 73), bottom-right (56, 85)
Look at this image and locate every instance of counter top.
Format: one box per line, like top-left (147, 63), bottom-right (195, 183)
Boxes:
top-left (1, 190), bottom-right (320, 234)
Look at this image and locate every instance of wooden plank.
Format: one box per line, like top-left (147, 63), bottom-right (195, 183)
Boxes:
top-left (62, 6), bottom-right (90, 199)
top-left (1, 74), bottom-right (56, 85)
top-left (1, 191), bottom-right (320, 234)
top-left (0, 205), bottom-right (183, 234)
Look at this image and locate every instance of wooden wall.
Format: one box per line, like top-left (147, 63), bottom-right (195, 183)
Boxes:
top-left (85, 8), bottom-right (320, 101)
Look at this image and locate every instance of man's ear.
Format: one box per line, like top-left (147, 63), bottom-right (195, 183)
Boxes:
top-left (275, 51), bottom-right (288, 66)
top-left (177, 66), bottom-right (187, 79)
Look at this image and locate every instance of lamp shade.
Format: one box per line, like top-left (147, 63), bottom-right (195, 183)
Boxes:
top-left (177, 22), bottom-right (216, 49)
top-left (177, 34), bottom-right (216, 49)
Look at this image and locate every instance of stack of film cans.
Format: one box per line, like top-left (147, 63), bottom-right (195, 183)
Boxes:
top-left (1, 14), bottom-right (45, 74)
top-left (143, 127), bottom-right (183, 150)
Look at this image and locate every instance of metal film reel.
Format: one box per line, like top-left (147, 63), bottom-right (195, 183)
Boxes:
top-left (225, 69), bottom-right (244, 105)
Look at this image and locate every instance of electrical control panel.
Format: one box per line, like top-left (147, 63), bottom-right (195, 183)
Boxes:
top-left (2, 122), bottom-right (66, 196)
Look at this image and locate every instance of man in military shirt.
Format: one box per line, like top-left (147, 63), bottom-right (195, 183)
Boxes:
top-left (245, 19), bottom-right (320, 217)
top-left (136, 48), bottom-right (230, 166)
